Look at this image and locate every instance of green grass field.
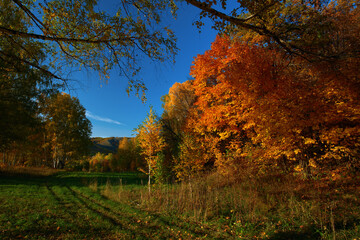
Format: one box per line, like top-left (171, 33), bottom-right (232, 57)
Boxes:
top-left (1, 169), bottom-right (359, 239)
top-left (0, 171), bottom-right (235, 239)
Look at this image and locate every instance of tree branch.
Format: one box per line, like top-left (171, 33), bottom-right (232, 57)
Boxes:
top-left (12, 0), bottom-right (46, 33)
top-left (0, 49), bottom-right (63, 81)
top-left (0, 26), bottom-right (136, 44)
top-left (185, 0), bottom-right (266, 33)
top-left (184, 0), bottom-right (296, 51)
top-left (184, 0), bottom-right (331, 61)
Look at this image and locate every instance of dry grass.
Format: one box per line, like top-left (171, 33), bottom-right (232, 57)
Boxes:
top-left (88, 179), bottom-right (98, 192)
top-left (97, 171), bottom-right (360, 239)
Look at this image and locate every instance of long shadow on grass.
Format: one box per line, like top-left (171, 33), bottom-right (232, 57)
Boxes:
top-left (0, 174), bottom-right (51, 187)
top-left (0, 171), bottom-right (147, 188)
top-left (48, 184), bottom-right (156, 239)
top-left (54, 173), bottom-right (205, 236)
top-left (64, 185), bottom-right (191, 239)
top-left (54, 172), bottom-right (147, 187)
top-left (62, 185), bottom-right (149, 239)
top-left (74, 186), bottom-right (215, 239)
top-left (67, 186), bottom-right (213, 239)
top-left (86, 185), bottom-right (236, 239)
top-left (0, 172), bottom-right (234, 239)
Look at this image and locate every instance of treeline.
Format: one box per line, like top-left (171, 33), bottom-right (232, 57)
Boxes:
top-left (2, 0), bottom-right (359, 180)
top-left (135, 1), bottom-right (360, 183)
top-left (0, 0), bottom-right (92, 169)
top-left (1, 92), bottom-right (92, 169)
top-left (87, 138), bottom-right (145, 172)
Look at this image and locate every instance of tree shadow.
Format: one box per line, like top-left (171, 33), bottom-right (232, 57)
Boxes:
top-left (0, 171), bottom-right (147, 188)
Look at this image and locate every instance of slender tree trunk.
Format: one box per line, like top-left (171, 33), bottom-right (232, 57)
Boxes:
top-left (43, 133), bottom-right (47, 166)
top-left (300, 154), bottom-right (311, 179)
top-left (148, 162), bottom-right (151, 194)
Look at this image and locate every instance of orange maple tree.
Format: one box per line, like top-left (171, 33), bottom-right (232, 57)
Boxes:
top-left (187, 35), bottom-right (360, 177)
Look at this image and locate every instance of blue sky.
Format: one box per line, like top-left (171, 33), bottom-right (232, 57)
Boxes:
top-left (68, 2), bottom-right (217, 138)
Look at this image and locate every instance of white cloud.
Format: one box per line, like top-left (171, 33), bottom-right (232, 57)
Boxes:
top-left (86, 111), bottom-right (125, 126)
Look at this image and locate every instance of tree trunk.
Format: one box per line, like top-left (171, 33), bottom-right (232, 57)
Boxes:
top-left (148, 162), bottom-right (151, 194)
top-left (300, 154), bottom-right (311, 179)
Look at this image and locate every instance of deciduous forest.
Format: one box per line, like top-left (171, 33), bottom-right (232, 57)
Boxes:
top-left (1, 0), bottom-right (359, 239)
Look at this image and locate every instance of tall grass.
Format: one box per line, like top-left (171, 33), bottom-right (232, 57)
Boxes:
top-left (97, 172), bottom-right (360, 239)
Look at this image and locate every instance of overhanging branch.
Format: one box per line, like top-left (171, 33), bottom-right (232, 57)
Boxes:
top-left (0, 26), bottom-right (136, 44)
top-left (184, 0), bottom-right (335, 61)
top-left (0, 49), bottom-right (63, 81)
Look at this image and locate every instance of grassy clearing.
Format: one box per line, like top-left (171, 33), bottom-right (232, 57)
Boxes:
top-left (1, 168), bottom-right (359, 239)
top-left (0, 170), bottom-right (231, 239)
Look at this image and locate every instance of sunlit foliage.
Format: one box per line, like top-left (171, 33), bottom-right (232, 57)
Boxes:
top-left (1, 0), bottom-right (178, 99)
top-left (186, 33), bottom-right (360, 177)
top-left (135, 107), bottom-right (166, 186)
top-left (41, 92), bottom-right (92, 168)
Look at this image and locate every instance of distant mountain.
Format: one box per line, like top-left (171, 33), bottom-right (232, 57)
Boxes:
top-left (90, 137), bottom-right (122, 155)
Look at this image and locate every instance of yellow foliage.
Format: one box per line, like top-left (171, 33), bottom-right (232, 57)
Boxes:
top-left (135, 107), bottom-right (166, 177)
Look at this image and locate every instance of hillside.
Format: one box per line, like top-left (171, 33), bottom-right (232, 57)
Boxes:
top-left (90, 137), bottom-right (122, 155)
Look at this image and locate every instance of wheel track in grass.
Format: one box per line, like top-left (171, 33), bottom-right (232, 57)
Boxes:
top-left (1, 175), bottom-right (235, 239)
top-left (62, 185), bottom-right (147, 239)
top-left (45, 185), bottom-right (80, 218)
top-left (47, 184), bottom-right (143, 239)
top-left (66, 185), bottom-right (196, 239)
top-left (48, 183), bottom-right (194, 239)
top-left (68, 185), bottom-right (234, 239)
top-left (68, 186), bottom-right (177, 236)
top-left (64, 185), bottom-right (163, 239)
top-left (45, 185), bottom-right (63, 204)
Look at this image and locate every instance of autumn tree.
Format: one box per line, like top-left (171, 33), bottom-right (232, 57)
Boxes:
top-left (41, 92), bottom-right (92, 169)
top-left (160, 80), bottom-right (196, 180)
top-left (89, 152), bottom-right (107, 172)
top-left (135, 107), bottom-right (166, 188)
top-left (189, 35), bottom-right (360, 178)
top-left (188, 36), bottom-right (316, 176)
top-left (112, 138), bottom-right (131, 172)
top-left (3, 0), bottom-right (359, 98)
top-left (183, 0), bottom-right (360, 177)
top-left (1, 0), bottom-right (178, 99)
top-left (113, 137), bottom-right (144, 172)
top-left (162, 81), bottom-right (196, 136)
top-left (185, 0), bottom-right (360, 63)
top-left (0, 0), bottom-right (57, 152)
top-left (0, 0), bottom-right (61, 167)
top-left (172, 133), bottom-right (208, 181)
